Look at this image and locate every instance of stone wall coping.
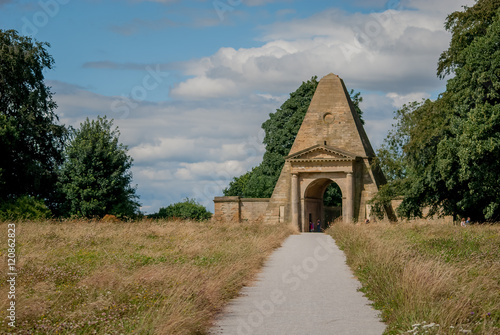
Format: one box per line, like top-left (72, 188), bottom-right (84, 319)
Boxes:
top-left (288, 158), bottom-right (355, 162)
top-left (214, 196), bottom-right (240, 202)
top-left (240, 198), bottom-right (270, 203)
top-left (213, 196), bottom-right (270, 203)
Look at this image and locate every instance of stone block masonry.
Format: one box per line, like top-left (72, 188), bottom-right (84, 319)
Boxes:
top-left (213, 197), bottom-right (269, 223)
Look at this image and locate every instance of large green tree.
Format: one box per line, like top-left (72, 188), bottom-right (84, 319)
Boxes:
top-left (0, 30), bottom-right (66, 202)
top-left (58, 116), bottom-right (139, 218)
top-left (437, 0), bottom-right (500, 78)
top-left (224, 76), bottom-right (364, 207)
top-left (372, 1), bottom-right (500, 221)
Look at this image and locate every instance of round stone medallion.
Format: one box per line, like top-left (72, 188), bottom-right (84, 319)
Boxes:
top-left (323, 112), bottom-right (335, 124)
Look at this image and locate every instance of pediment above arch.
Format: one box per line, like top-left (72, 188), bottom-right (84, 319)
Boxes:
top-left (285, 144), bottom-right (358, 162)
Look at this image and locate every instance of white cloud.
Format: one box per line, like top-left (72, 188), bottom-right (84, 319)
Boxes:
top-left (358, 93), bottom-right (399, 148)
top-left (386, 92), bottom-right (430, 107)
top-left (129, 137), bottom-right (198, 163)
top-left (136, 167), bottom-right (174, 181)
top-left (171, 76), bottom-right (240, 99)
top-left (168, 3), bottom-right (470, 100)
top-left (176, 160), bottom-right (249, 181)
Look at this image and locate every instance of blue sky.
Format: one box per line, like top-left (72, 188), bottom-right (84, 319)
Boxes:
top-left (0, 0), bottom-right (474, 213)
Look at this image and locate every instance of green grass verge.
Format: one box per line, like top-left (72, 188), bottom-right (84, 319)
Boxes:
top-left (327, 222), bottom-right (500, 335)
top-left (0, 219), bottom-right (295, 334)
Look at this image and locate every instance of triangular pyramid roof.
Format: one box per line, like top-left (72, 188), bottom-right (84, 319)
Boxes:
top-left (288, 73), bottom-right (375, 158)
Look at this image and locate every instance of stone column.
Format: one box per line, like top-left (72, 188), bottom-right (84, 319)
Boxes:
top-left (301, 198), bottom-right (306, 232)
top-left (291, 173), bottom-right (300, 231)
top-left (345, 172), bottom-right (354, 222)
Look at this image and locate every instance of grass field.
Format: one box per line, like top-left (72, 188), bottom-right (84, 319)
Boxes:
top-left (0, 219), bottom-right (296, 334)
top-left (2, 219), bottom-right (499, 335)
top-left (327, 221), bottom-right (500, 335)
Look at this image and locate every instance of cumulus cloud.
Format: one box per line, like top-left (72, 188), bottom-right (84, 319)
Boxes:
top-left (386, 92), bottom-right (431, 107)
top-left (175, 160), bottom-right (250, 181)
top-left (169, 0), bottom-right (474, 100)
top-left (172, 77), bottom-right (240, 99)
top-left (129, 137), bottom-right (199, 163)
top-left (169, 9), bottom-right (449, 99)
top-left (357, 93), bottom-right (399, 148)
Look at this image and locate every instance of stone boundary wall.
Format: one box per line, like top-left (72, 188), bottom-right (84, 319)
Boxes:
top-left (213, 197), bottom-right (270, 223)
top-left (390, 199), bottom-right (453, 224)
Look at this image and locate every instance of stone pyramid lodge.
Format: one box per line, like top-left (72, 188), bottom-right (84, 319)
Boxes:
top-left (214, 73), bottom-right (393, 231)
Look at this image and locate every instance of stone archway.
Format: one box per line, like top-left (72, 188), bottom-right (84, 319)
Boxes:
top-left (292, 169), bottom-right (354, 232)
top-left (302, 178), bottom-right (343, 231)
top-left (304, 178), bottom-right (331, 231)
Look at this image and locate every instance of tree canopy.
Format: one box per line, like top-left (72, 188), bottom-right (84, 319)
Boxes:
top-left (224, 76), bottom-right (364, 207)
top-left (58, 116), bottom-right (140, 218)
top-left (1, 30), bottom-right (143, 220)
top-left (0, 29), bottom-right (66, 202)
top-left (372, 1), bottom-right (500, 221)
top-left (437, 0), bottom-right (500, 78)
top-left (150, 198), bottom-right (212, 221)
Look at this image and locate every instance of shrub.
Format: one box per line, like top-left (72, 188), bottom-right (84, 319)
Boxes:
top-left (0, 195), bottom-right (52, 221)
top-left (151, 198), bottom-right (212, 221)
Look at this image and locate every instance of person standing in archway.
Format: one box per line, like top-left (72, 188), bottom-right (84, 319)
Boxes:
top-left (316, 219), bottom-right (321, 232)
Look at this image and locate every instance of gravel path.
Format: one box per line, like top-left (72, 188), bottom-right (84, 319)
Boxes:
top-left (210, 233), bottom-right (386, 335)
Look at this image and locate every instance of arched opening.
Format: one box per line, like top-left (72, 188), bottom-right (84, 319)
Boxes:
top-left (303, 178), bottom-right (343, 232)
top-left (323, 183), bottom-right (342, 225)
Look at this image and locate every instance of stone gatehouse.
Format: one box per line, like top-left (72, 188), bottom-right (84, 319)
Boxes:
top-left (214, 73), bottom-right (393, 230)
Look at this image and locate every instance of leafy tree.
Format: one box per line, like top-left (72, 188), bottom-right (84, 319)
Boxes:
top-left (436, 9), bottom-right (500, 220)
top-left (372, 2), bottom-right (500, 221)
top-left (223, 169), bottom-right (253, 197)
top-left (437, 0), bottom-right (500, 78)
top-left (323, 183), bottom-right (342, 207)
top-left (151, 198), bottom-right (212, 221)
top-left (371, 99), bottom-right (449, 218)
top-left (0, 30), bottom-right (66, 203)
top-left (58, 116), bottom-right (139, 218)
top-left (0, 195), bottom-right (51, 221)
top-left (224, 76), bottom-right (364, 206)
top-left (350, 89), bottom-right (364, 125)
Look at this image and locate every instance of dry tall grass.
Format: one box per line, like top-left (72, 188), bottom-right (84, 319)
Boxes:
top-left (327, 221), bottom-right (500, 335)
top-left (0, 219), bottom-right (296, 334)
